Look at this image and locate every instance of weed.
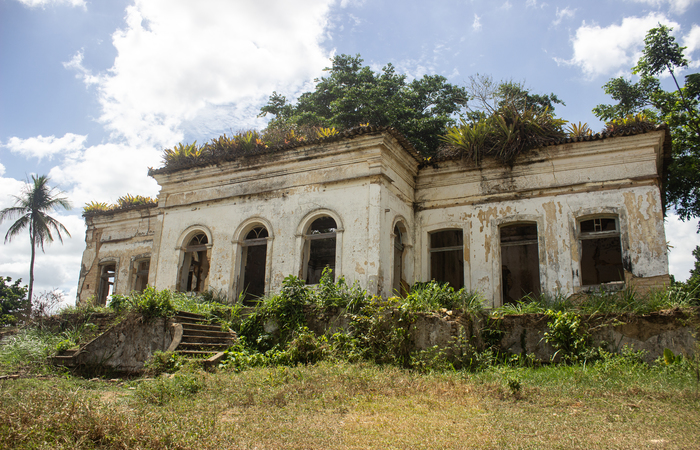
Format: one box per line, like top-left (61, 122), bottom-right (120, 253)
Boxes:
top-left (543, 310), bottom-right (590, 363)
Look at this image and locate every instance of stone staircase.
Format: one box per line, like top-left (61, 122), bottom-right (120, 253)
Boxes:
top-left (171, 311), bottom-right (237, 361)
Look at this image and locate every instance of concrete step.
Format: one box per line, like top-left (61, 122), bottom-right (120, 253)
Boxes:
top-left (175, 311), bottom-right (208, 320)
top-left (181, 328), bottom-right (232, 338)
top-left (181, 323), bottom-right (225, 333)
top-left (181, 334), bottom-right (235, 344)
top-left (177, 350), bottom-right (220, 357)
top-left (177, 342), bottom-right (231, 350)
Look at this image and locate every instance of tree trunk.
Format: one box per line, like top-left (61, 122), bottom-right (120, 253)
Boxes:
top-left (28, 226), bottom-right (35, 312)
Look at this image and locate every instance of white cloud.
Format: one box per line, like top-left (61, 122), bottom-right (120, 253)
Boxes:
top-left (65, 0), bottom-right (335, 148)
top-left (4, 133), bottom-right (87, 160)
top-left (472, 14), bottom-right (482, 32)
top-left (15, 0), bottom-right (85, 8)
top-left (552, 7), bottom-right (576, 26)
top-left (500, 2), bottom-right (512, 11)
top-left (683, 24), bottom-right (700, 67)
top-left (339, 0), bottom-right (366, 7)
top-left (626, 0), bottom-right (700, 14)
top-left (665, 214), bottom-right (700, 281)
top-left (556, 13), bottom-right (678, 78)
top-left (0, 166), bottom-right (27, 210)
top-left (526, 0), bottom-right (547, 8)
top-left (48, 142), bottom-right (162, 207)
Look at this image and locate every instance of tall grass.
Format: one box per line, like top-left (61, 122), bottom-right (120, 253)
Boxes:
top-left (0, 328), bottom-right (63, 372)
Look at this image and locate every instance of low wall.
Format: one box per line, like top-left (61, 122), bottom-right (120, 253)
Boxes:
top-left (307, 307), bottom-right (699, 363)
top-left (73, 313), bottom-right (175, 373)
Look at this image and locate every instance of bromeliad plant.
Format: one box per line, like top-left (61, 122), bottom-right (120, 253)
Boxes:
top-left (604, 113), bottom-right (657, 134)
top-left (83, 194), bottom-right (157, 215)
top-left (441, 106), bottom-right (568, 165)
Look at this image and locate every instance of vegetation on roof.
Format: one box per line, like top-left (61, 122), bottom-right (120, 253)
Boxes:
top-left (153, 126), bottom-right (343, 174)
top-left (83, 194), bottom-right (157, 216)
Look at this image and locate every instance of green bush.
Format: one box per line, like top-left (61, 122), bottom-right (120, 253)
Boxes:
top-left (133, 287), bottom-right (175, 319)
top-left (313, 268), bottom-right (366, 311)
top-left (543, 310), bottom-right (590, 363)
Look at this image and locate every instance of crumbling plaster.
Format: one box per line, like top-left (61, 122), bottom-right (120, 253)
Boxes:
top-left (78, 208), bottom-right (157, 305)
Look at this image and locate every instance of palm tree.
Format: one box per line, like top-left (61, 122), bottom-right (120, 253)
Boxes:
top-left (0, 175), bottom-right (72, 304)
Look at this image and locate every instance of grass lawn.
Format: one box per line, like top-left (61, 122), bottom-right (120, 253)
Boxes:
top-left (1, 361), bottom-right (698, 449)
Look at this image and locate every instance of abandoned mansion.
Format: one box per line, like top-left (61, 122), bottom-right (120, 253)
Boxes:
top-left (76, 125), bottom-right (672, 308)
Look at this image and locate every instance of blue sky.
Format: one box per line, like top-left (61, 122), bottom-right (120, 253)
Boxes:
top-left (1, 0), bottom-right (699, 301)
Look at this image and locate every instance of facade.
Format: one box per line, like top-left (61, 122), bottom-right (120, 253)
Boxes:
top-left (77, 126), bottom-right (672, 307)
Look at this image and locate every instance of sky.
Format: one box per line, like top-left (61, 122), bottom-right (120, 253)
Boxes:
top-left (1, 0), bottom-right (700, 303)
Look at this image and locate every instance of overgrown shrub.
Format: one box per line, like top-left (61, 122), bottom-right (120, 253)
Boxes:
top-left (132, 287), bottom-right (175, 319)
top-left (400, 281), bottom-right (483, 313)
top-left (239, 275), bottom-right (310, 352)
top-left (543, 310), bottom-right (590, 363)
top-left (313, 268), bottom-right (366, 311)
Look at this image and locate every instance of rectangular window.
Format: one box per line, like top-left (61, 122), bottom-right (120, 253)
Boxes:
top-left (97, 263), bottom-right (116, 305)
top-left (132, 259), bottom-right (150, 293)
top-left (579, 217), bottom-right (624, 286)
top-left (429, 229), bottom-right (464, 289)
top-left (500, 223), bottom-right (540, 304)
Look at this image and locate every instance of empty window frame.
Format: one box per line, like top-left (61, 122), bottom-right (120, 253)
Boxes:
top-left (132, 258), bottom-right (150, 293)
top-left (178, 233), bottom-right (210, 292)
top-left (429, 229), bottom-right (464, 289)
top-left (500, 223), bottom-right (541, 305)
top-left (240, 226), bottom-right (268, 304)
top-left (393, 225), bottom-right (408, 296)
top-left (97, 263), bottom-right (116, 306)
top-left (304, 216), bottom-right (337, 284)
top-left (579, 217), bottom-right (624, 286)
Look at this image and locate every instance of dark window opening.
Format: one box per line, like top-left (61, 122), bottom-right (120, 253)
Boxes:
top-left (580, 218), bottom-right (624, 286)
top-left (393, 225), bottom-right (408, 296)
top-left (500, 223), bottom-right (540, 305)
top-left (178, 233), bottom-right (210, 292)
top-left (305, 217), bottom-right (337, 284)
top-left (430, 229), bottom-right (464, 289)
top-left (133, 259), bottom-right (150, 293)
top-left (97, 263), bottom-right (116, 306)
top-left (241, 226), bottom-right (268, 304)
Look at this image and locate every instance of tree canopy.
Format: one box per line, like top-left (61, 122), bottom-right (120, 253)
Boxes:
top-left (593, 24), bottom-right (700, 222)
top-left (259, 54), bottom-right (469, 156)
top-left (0, 276), bottom-right (28, 326)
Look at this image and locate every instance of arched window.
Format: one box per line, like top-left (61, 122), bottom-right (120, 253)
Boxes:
top-left (500, 223), bottom-right (540, 304)
top-left (429, 229), bottom-right (464, 289)
top-left (304, 216), bottom-right (337, 284)
top-left (393, 224), bottom-right (407, 295)
top-left (240, 226), bottom-right (269, 303)
top-left (178, 233), bottom-right (210, 292)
